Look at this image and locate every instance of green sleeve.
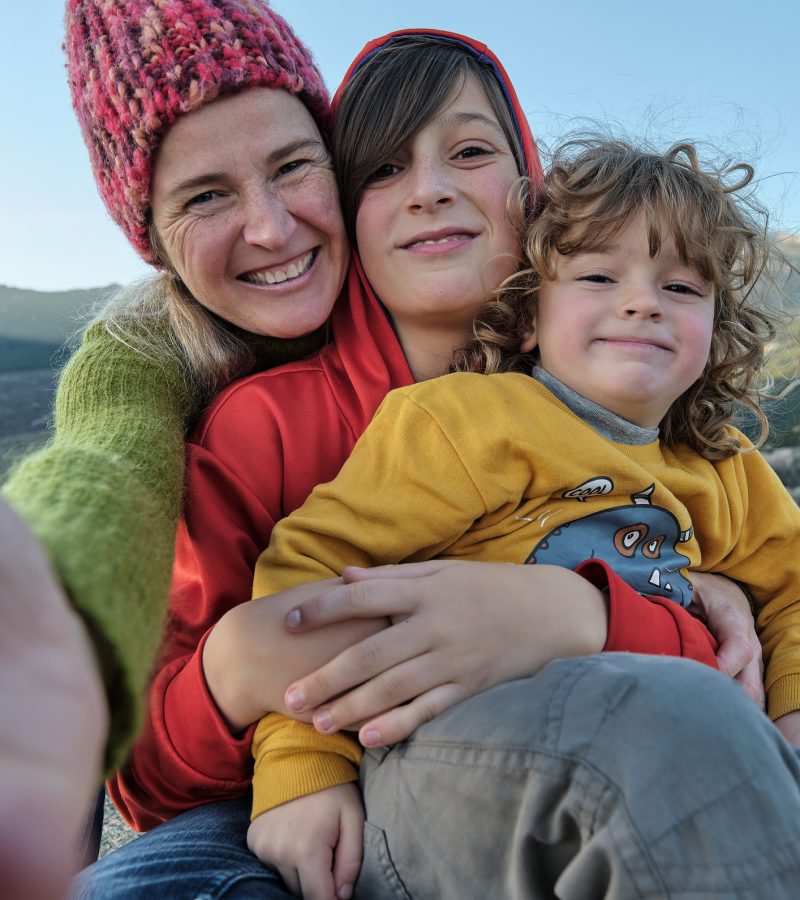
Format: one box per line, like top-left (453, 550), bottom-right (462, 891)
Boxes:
top-left (2, 322), bottom-right (200, 772)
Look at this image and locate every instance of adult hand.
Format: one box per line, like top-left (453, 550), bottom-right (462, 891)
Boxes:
top-left (689, 572), bottom-right (764, 708)
top-left (0, 498), bottom-right (108, 900)
top-left (246, 783), bottom-right (363, 900)
top-left (282, 560), bottom-right (608, 747)
top-left (775, 710), bottom-right (800, 747)
top-left (203, 577), bottom-right (387, 733)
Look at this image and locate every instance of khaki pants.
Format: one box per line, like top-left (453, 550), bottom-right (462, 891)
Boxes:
top-left (358, 654), bottom-right (800, 900)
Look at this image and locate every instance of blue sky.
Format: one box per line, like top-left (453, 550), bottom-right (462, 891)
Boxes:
top-left (1, 0), bottom-right (797, 291)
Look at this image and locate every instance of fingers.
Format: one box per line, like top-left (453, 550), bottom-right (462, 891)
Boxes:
top-left (286, 575), bottom-right (420, 633)
top-left (297, 845), bottom-right (337, 900)
top-left (309, 653), bottom-right (445, 734)
top-left (358, 683), bottom-right (469, 747)
top-left (286, 622), bottom-right (431, 715)
top-left (716, 635), bottom-right (765, 708)
top-left (341, 560), bottom-right (456, 583)
top-left (332, 798), bottom-right (364, 899)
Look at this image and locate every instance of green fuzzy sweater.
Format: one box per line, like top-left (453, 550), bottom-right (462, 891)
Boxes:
top-left (2, 321), bottom-right (323, 772)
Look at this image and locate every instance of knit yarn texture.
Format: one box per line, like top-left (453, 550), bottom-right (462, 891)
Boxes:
top-left (64, 0), bottom-right (330, 263)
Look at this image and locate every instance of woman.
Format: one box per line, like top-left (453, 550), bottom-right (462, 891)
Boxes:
top-left (73, 26), bottom-right (800, 900)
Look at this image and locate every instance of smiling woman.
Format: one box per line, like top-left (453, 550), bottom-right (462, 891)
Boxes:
top-left (149, 88), bottom-right (348, 339)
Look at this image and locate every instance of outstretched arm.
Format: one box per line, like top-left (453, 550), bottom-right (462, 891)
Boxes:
top-left (0, 499), bottom-right (108, 900)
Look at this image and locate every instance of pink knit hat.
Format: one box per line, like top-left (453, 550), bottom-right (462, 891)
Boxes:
top-left (65, 0), bottom-right (330, 264)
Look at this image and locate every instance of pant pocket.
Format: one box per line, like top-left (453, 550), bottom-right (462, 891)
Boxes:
top-left (356, 823), bottom-right (413, 900)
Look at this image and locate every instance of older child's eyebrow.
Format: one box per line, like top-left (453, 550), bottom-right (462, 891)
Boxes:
top-left (443, 111), bottom-right (507, 140)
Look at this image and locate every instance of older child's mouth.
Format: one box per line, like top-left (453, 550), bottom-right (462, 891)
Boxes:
top-left (239, 249), bottom-right (316, 284)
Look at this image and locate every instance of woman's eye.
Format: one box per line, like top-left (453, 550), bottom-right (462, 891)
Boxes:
top-left (277, 159), bottom-right (309, 177)
top-left (186, 190), bottom-right (218, 208)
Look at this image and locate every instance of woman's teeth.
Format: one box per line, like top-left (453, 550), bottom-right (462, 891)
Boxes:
top-left (242, 249), bottom-right (314, 284)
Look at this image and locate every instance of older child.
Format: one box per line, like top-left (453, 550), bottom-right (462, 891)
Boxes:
top-left (249, 138), bottom-right (800, 894)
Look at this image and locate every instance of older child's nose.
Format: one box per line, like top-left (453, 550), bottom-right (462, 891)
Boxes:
top-left (406, 159), bottom-right (455, 213)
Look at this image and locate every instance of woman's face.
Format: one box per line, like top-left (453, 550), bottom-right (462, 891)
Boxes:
top-left (151, 88), bottom-right (349, 338)
top-left (355, 75), bottom-right (520, 342)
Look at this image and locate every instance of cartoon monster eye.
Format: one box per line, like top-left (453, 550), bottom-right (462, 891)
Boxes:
top-left (642, 536), bottom-right (665, 559)
top-left (614, 523), bottom-right (649, 558)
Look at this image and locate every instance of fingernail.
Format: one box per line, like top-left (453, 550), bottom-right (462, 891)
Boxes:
top-left (362, 729), bottom-right (381, 747)
top-left (286, 687), bottom-right (305, 711)
top-left (339, 884), bottom-right (353, 899)
top-left (314, 710), bottom-right (332, 732)
top-left (285, 608), bottom-right (302, 629)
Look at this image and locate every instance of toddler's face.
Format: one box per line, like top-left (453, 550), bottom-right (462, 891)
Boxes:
top-left (528, 213), bottom-right (715, 429)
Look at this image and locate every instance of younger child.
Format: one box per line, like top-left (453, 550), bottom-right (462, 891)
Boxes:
top-left (249, 138), bottom-right (800, 889)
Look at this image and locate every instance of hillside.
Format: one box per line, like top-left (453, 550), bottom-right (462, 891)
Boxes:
top-left (0, 283), bottom-right (117, 372)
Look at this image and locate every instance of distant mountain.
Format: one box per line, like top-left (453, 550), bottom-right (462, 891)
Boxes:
top-left (0, 283), bottom-right (117, 373)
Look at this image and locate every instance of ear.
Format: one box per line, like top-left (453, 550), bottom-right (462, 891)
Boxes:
top-left (519, 325), bottom-right (537, 354)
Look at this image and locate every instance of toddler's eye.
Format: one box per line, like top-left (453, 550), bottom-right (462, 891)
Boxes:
top-left (578, 273), bottom-right (614, 284)
top-left (664, 283), bottom-right (703, 296)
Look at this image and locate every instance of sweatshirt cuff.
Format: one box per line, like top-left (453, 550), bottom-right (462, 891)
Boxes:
top-left (163, 629), bottom-right (255, 781)
top-left (251, 715), bottom-right (361, 818)
top-left (575, 558), bottom-right (718, 667)
top-left (766, 673), bottom-right (800, 721)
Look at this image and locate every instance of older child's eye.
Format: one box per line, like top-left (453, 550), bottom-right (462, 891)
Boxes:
top-left (455, 145), bottom-right (491, 160)
top-left (367, 163), bottom-right (400, 182)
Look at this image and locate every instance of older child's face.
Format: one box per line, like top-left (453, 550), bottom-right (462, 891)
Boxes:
top-left (529, 214), bottom-right (715, 428)
top-left (355, 76), bottom-right (520, 363)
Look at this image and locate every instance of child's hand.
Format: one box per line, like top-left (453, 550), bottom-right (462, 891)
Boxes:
top-left (246, 782), bottom-right (364, 900)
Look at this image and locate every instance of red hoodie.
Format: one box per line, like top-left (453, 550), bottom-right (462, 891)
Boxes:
top-left (108, 30), bottom-right (717, 831)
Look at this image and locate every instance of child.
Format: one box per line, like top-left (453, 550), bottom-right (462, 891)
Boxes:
top-left (249, 138), bottom-right (800, 888)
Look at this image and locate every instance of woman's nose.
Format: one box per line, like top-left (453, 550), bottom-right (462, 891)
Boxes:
top-left (241, 185), bottom-right (295, 248)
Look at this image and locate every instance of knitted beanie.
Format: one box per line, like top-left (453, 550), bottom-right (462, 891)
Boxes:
top-left (65, 0), bottom-right (330, 263)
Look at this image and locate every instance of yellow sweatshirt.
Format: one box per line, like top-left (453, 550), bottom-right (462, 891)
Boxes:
top-left (250, 371), bottom-right (800, 817)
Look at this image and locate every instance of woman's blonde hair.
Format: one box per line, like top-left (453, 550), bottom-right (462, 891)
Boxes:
top-left (92, 222), bottom-right (325, 408)
top-left (454, 137), bottom-right (787, 460)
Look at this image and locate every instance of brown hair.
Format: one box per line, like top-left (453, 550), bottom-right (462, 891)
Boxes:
top-left (455, 138), bottom-right (784, 460)
top-left (332, 35), bottom-right (525, 239)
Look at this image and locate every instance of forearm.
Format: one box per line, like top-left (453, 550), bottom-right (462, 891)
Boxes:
top-left (2, 323), bottom-right (193, 771)
top-left (204, 581), bottom-right (390, 732)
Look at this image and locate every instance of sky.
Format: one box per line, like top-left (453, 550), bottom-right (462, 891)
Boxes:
top-left (1, 0), bottom-right (797, 292)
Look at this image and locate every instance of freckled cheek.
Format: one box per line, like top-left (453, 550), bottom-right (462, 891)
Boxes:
top-left (166, 222), bottom-right (233, 298)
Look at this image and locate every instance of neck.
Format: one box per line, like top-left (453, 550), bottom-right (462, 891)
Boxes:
top-left (392, 319), bottom-right (473, 382)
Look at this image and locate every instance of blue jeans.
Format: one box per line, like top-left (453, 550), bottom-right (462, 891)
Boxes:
top-left (72, 655), bottom-right (800, 899)
top-left (70, 795), bottom-right (289, 899)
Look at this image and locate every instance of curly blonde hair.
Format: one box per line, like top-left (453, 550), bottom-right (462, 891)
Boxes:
top-left (454, 138), bottom-right (784, 460)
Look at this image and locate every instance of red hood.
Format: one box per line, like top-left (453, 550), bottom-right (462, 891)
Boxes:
top-left (328, 29), bottom-right (544, 434)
